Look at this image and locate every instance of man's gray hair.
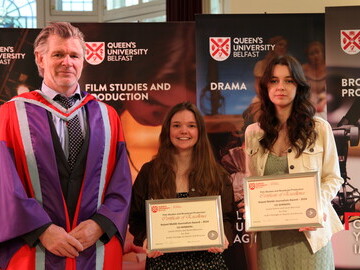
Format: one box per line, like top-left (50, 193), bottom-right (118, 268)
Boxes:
top-left (34, 22), bottom-right (86, 77)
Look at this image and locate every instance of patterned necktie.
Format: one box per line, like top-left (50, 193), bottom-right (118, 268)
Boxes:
top-left (55, 94), bottom-right (84, 171)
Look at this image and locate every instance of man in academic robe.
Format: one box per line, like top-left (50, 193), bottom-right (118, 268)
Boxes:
top-left (0, 22), bottom-right (132, 270)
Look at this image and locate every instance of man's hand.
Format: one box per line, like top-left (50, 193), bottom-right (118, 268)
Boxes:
top-left (69, 220), bottom-right (104, 250)
top-left (39, 224), bottom-right (83, 258)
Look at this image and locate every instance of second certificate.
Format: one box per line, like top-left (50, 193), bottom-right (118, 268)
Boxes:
top-left (244, 171), bottom-right (323, 231)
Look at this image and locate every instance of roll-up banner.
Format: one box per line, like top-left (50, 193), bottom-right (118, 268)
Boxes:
top-left (196, 14), bottom-right (329, 269)
top-left (326, 6), bottom-right (360, 269)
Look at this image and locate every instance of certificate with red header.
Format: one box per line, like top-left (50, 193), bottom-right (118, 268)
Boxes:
top-left (244, 171), bottom-right (323, 232)
top-left (146, 196), bottom-right (225, 252)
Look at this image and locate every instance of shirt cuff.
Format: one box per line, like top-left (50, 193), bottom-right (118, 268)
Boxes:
top-left (21, 223), bottom-right (52, 247)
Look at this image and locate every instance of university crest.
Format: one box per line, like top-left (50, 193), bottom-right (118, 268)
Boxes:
top-left (85, 42), bottom-right (105, 65)
top-left (209, 37), bottom-right (231, 61)
top-left (341, 30), bottom-right (360, 55)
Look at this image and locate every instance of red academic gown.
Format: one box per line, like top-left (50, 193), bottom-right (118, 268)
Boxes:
top-left (0, 91), bottom-right (132, 269)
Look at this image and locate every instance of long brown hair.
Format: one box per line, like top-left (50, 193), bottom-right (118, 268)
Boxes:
top-left (149, 102), bottom-right (227, 199)
top-left (258, 55), bottom-right (317, 157)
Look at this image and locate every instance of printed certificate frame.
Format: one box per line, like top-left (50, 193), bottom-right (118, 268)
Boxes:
top-left (244, 171), bottom-right (323, 232)
top-left (146, 195), bottom-right (225, 252)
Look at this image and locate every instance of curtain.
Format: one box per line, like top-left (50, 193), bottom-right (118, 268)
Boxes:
top-left (166, 0), bottom-right (202, 21)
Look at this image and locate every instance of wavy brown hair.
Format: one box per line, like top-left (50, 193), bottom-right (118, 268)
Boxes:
top-left (149, 102), bottom-right (227, 199)
top-left (258, 55), bottom-right (317, 157)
